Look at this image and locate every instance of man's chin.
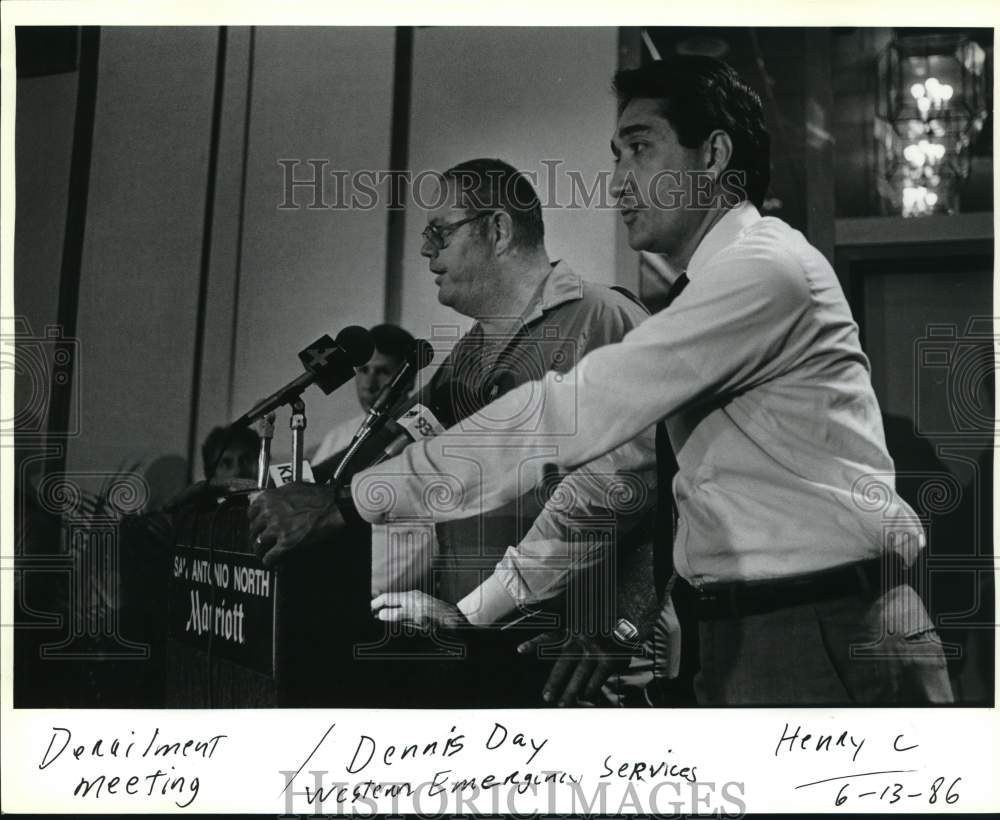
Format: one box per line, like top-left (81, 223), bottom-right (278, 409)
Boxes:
top-left (625, 229), bottom-right (650, 252)
top-left (626, 224), bottom-right (667, 255)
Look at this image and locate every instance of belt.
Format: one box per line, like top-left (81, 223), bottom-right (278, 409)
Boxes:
top-left (684, 555), bottom-right (906, 621)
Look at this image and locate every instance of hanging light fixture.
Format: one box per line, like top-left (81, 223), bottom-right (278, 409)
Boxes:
top-left (875, 32), bottom-right (989, 217)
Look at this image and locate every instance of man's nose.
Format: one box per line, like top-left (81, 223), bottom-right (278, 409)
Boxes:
top-left (420, 238), bottom-right (437, 259)
top-left (609, 165), bottom-right (626, 200)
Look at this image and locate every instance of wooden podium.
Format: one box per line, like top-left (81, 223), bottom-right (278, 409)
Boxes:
top-left (164, 492), bottom-right (372, 707)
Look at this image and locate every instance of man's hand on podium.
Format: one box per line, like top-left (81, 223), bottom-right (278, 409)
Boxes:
top-left (370, 590), bottom-right (470, 632)
top-left (248, 483), bottom-right (345, 568)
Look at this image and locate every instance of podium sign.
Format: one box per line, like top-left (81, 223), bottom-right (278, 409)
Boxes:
top-left (169, 544), bottom-right (277, 677)
top-left (165, 494), bottom-right (372, 706)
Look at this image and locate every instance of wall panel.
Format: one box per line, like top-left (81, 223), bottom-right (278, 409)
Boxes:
top-left (68, 27), bottom-right (218, 502)
top-left (231, 27), bottom-right (395, 459)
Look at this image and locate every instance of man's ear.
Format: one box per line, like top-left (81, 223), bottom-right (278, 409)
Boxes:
top-left (703, 129), bottom-right (733, 183)
top-left (493, 210), bottom-right (515, 255)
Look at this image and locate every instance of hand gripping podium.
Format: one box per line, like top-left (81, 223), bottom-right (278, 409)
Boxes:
top-left (165, 490), bottom-right (372, 707)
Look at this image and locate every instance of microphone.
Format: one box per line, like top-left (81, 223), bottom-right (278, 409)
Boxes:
top-left (323, 401), bottom-right (451, 488)
top-left (371, 338), bottom-right (435, 417)
top-left (319, 374), bottom-right (456, 488)
top-left (374, 379), bottom-right (461, 464)
top-left (356, 339), bottom-right (434, 439)
top-left (332, 339), bottom-right (435, 484)
top-left (379, 402), bottom-right (448, 460)
top-left (231, 326), bottom-right (374, 428)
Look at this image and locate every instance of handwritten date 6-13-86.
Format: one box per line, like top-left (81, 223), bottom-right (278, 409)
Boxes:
top-left (833, 775), bottom-right (960, 807)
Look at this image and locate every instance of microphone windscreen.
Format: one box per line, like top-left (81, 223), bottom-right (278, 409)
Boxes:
top-left (336, 325), bottom-right (375, 366)
top-left (412, 338), bottom-right (435, 370)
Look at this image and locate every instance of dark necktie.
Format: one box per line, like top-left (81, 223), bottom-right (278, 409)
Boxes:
top-left (652, 271), bottom-right (701, 704)
top-left (653, 272), bottom-right (689, 596)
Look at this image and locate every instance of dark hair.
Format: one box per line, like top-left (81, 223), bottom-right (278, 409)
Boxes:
top-left (369, 323), bottom-right (415, 363)
top-left (201, 425), bottom-right (259, 479)
top-left (613, 56), bottom-right (771, 208)
top-left (443, 158), bottom-right (545, 250)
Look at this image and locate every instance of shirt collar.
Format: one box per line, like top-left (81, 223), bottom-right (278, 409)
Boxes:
top-left (469, 260), bottom-right (583, 342)
top-left (520, 259), bottom-right (583, 325)
top-left (685, 201), bottom-right (761, 280)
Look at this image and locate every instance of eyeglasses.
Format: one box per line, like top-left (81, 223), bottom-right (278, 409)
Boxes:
top-left (421, 211), bottom-right (496, 252)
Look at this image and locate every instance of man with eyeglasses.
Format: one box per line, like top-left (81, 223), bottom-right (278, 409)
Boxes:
top-left (380, 158), bottom-right (664, 706)
top-left (252, 157), bottom-right (662, 707)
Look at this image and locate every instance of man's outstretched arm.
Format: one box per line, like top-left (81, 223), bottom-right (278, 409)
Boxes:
top-left (352, 253), bottom-right (809, 526)
top-left (253, 252), bottom-right (809, 566)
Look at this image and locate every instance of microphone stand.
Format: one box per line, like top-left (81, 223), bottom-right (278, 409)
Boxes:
top-left (289, 397), bottom-right (307, 482)
top-left (255, 412), bottom-right (276, 489)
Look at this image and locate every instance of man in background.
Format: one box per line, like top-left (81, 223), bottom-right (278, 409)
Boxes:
top-left (201, 425), bottom-right (259, 482)
top-left (312, 324), bottom-right (417, 464)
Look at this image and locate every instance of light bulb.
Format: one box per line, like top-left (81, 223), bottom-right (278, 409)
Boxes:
top-left (910, 82), bottom-right (925, 99)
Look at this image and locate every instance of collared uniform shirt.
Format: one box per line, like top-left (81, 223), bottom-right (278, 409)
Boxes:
top-left (354, 203), bottom-right (923, 587)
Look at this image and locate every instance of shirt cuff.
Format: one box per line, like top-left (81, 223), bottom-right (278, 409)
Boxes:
top-left (457, 573), bottom-right (519, 626)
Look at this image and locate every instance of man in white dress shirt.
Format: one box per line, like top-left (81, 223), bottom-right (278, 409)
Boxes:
top-left (253, 57), bottom-right (953, 705)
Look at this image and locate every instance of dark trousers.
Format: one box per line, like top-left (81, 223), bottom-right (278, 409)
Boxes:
top-left (693, 583), bottom-right (954, 705)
